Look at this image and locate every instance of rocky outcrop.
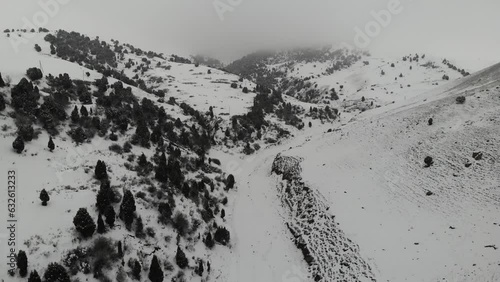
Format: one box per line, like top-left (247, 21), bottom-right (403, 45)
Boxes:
top-left (272, 154), bottom-right (376, 282)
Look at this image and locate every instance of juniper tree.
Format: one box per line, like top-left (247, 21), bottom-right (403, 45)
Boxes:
top-left (148, 255), bottom-right (163, 282)
top-left (135, 216), bottom-right (144, 238)
top-left (117, 240), bottom-right (123, 257)
top-left (175, 246), bottom-right (188, 269)
top-left (0, 95), bottom-right (5, 111)
top-left (226, 174), bottom-right (235, 189)
top-left (97, 213), bottom-right (106, 234)
top-left (132, 260), bottom-right (141, 280)
top-left (70, 106), bottom-right (80, 123)
top-left (72, 208), bottom-right (96, 238)
top-left (80, 105), bottom-right (88, 117)
top-left (119, 190), bottom-right (136, 229)
top-left (155, 152), bottom-right (168, 183)
top-left (204, 232), bottom-right (215, 249)
top-left (94, 160), bottom-right (108, 180)
top-left (12, 136), bottom-right (25, 154)
top-left (17, 250), bottom-right (28, 277)
top-left (48, 137), bottom-right (55, 152)
top-left (96, 180), bottom-right (113, 212)
top-left (133, 120), bottom-right (150, 148)
top-left (43, 262), bottom-right (70, 282)
top-left (196, 260), bottom-right (204, 276)
top-left (28, 270), bottom-right (41, 282)
top-left (104, 206), bottom-right (116, 227)
top-left (214, 226), bottom-right (230, 245)
top-left (39, 189), bottom-right (50, 206)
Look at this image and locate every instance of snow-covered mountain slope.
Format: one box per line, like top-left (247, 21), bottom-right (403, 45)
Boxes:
top-left (277, 62), bottom-right (500, 281)
top-left (226, 47), bottom-right (472, 114)
top-left (0, 30), bottom-right (266, 282)
top-left (1, 28), bottom-right (498, 282)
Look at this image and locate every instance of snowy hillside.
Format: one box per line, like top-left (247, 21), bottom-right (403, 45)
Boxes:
top-left (0, 28), bottom-right (499, 282)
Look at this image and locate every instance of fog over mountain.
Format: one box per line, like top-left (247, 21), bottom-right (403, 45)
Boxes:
top-left (1, 0), bottom-right (499, 68)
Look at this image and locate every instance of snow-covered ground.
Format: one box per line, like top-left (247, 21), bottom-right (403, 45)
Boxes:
top-left (1, 30), bottom-right (499, 282)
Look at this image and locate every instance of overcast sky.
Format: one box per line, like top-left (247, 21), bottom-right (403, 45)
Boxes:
top-left (1, 0), bottom-right (499, 69)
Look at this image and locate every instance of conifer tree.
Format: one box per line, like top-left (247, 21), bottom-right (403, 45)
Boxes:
top-left (135, 216), bottom-right (144, 238)
top-left (148, 255), bottom-right (163, 282)
top-left (133, 119), bottom-right (150, 148)
top-left (97, 213), bottom-right (106, 234)
top-left (119, 190), bottom-right (136, 229)
top-left (117, 241), bottom-right (123, 258)
top-left (72, 208), bottom-right (96, 238)
top-left (104, 205), bottom-right (116, 227)
top-left (28, 270), bottom-right (41, 282)
top-left (204, 233), bottom-right (215, 249)
top-left (94, 160), bottom-right (108, 180)
top-left (132, 260), bottom-right (141, 280)
top-left (48, 136), bottom-right (55, 152)
top-left (71, 106), bottom-right (80, 123)
top-left (39, 189), bottom-right (50, 206)
top-left (17, 250), bottom-right (28, 277)
top-left (43, 262), bottom-right (70, 282)
top-left (175, 246), bottom-right (188, 269)
top-left (96, 180), bottom-right (113, 213)
top-left (12, 136), bottom-right (25, 154)
top-left (221, 208), bottom-right (225, 219)
top-left (155, 152), bottom-right (168, 183)
top-left (80, 105), bottom-right (88, 117)
top-left (226, 174), bottom-right (235, 189)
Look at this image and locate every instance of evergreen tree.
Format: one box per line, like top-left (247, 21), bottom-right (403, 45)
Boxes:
top-left (138, 153), bottom-right (148, 167)
top-left (175, 246), bottom-right (188, 269)
top-left (196, 259), bottom-right (204, 276)
top-left (43, 262), bottom-right (70, 282)
top-left (132, 260), bottom-right (141, 280)
top-left (174, 118), bottom-right (183, 128)
top-left (135, 216), bottom-right (144, 238)
top-left (214, 226), bottom-right (230, 245)
top-left (204, 232), bottom-right (215, 249)
top-left (17, 250), bottom-right (28, 277)
top-left (97, 213), bottom-right (106, 234)
top-left (119, 190), bottom-right (136, 229)
top-left (155, 152), bottom-right (168, 183)
top-left (39, 189), bottom-right (50, 206)
top-left (226, 174), bottom-right (235, 189)
top-left (117, 241), bottom-right (123, 258)
top-left (104, 205), bottom-right (116, 227)
top-left (167, 158), bottom-right (183, 187)
top-left (0, 72), bottom-right (5, 87)
top-left (221, 208), bottom-right (225, 219)
top-left (133, 120), bottom-right (150, 148)
top-left (0, 95), bottom-right (5, 111)
top-left (70, 106), bottom-right (80, 123)
top-left (12, 136), bottom-right (25, 154)
top-left (80, 105), bottom-right (88, 117)
top-left (48, 137), bottom-right (55, 152)
top-left (28, 270), bottom-right (41, 282)
top-left (158, 202), bottom-right (172, 223)
top-left (96, 180), bottom-right (113, 212)
top-left (72, 208), bottom-right (96, 238)
top-left (94, 160), bottom-right (108, 180)
top-left (148, 255), bottom-right (163, 282)
top-left (150, 124), bottom-right (162, 144)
